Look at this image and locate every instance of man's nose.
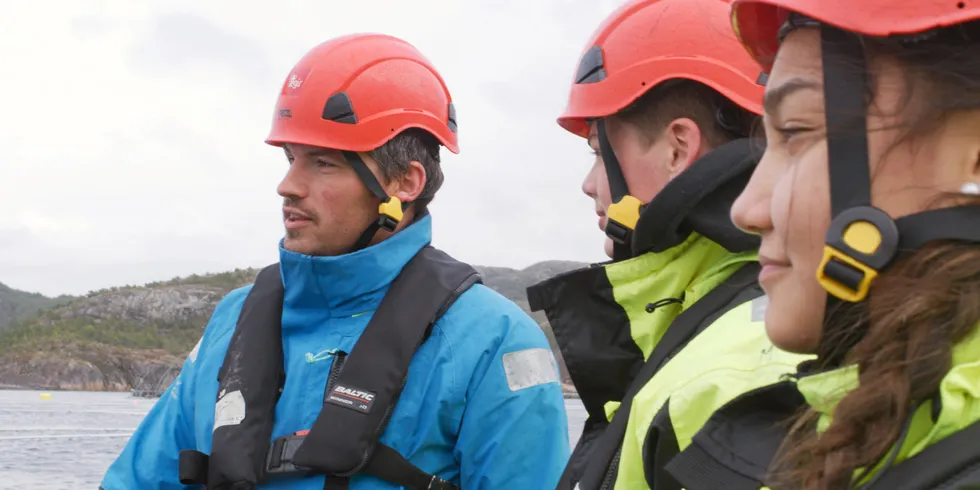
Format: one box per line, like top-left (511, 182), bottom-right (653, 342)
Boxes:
top-left (278, 163), bottom-right (308, 200)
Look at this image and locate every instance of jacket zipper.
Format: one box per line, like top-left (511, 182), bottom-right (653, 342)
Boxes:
top-left (325, 351), bottom-right (347, 393)
top-left (599, 449), bottom-right (621, 490)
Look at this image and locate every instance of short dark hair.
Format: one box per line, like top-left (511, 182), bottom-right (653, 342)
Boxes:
top-left (612, 79), bottom-right (759, 149)
top-left (369, 128), bottom-right (444, 210)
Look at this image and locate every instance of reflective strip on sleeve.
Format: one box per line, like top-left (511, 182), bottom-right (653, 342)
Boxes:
top-left (502, 347), bottom-right (560, 392)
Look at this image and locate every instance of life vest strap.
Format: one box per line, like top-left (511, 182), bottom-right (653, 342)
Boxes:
top-left (264, 431), bottom-right (458, 490)
top-left (178, 449), bottom-right (209, 486)
top-left (180, 434), bottom-right (458, 490)
top-left (861, 418), bottom-right (980, 490)
top-left (358, 443), bottom-right (458, 490)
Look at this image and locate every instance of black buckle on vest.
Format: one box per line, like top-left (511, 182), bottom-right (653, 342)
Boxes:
top-left (265, 430), bottom-right (311, 475)
top-left (178, 449), bottom-right (210, 485)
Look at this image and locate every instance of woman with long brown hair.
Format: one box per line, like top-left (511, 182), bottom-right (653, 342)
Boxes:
top-left (659, 1), bottom-right (980, 489)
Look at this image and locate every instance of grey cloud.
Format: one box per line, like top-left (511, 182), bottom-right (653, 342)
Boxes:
top-left (0, 225), bottom-right (34, 252)
top-left (452, 2), bottom-right (608, 120)
top-left (0, 224), bottom-right (281, 297)
top-left (1, 1), bottom-right (614, 296)
top-left (128, 12), bottom-right (278, 91)
top-left (70, 15), bottom-right (114, 38)
top-left (0, 260), bottom-right (248, 297)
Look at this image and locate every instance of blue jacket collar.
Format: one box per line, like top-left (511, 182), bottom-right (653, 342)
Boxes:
top-left (277, 214), bottom-right (433, 317)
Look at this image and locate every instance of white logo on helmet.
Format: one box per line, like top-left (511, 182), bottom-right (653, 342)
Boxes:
top-left (288, 74), bottom-right (303, 90)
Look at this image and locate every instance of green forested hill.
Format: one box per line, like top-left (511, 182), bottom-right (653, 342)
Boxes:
top-left (0, 282), bottom-right (74, 330)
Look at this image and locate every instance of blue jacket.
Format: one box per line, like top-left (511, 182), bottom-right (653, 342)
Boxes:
top-left (100, 215), bottom-right (570, 489)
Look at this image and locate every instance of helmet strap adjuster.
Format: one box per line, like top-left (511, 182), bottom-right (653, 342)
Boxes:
top-left (605, 195), bottom-right (644, 245)
top-left (817, 206), bottom-right (899, 302)
top-left (377, 196), bottom-right (405, 233)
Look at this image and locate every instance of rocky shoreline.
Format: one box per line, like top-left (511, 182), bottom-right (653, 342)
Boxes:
top-left (0, 341), bottom-right (181, 392)
top-left (1, 262), bottom-right (588, 395)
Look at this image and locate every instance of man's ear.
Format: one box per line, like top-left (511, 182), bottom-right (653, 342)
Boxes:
top-left (662, 118), bottom-right (704, 178)
top-left (388, 160), bottom-right (427, 204)
top-left (359, 152), bottom-right (427, 203)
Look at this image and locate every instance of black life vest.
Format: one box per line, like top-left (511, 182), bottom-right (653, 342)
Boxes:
top-left (665, 369), bottom-right (980, 490)
top-left (177, 245), bottom-right (481, 490)
top-left (527, 138), bottom-right (765, 490)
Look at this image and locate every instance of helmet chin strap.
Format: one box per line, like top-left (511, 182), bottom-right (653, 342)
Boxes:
top-left (810, 21), bottom-right (980, 305)
top-left (342, 150), bottom-right (409, 254)
top-left (596, 119), bottom-right (644, 261)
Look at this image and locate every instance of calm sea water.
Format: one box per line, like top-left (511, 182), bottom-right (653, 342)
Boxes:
top-left (0, 389), bottom-right (586, 489)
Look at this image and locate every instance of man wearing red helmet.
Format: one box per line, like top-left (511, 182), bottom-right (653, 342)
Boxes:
top-left (100, 33), bottom-right (570, 490)
top-left (526, 0), bottom-right (808, 488)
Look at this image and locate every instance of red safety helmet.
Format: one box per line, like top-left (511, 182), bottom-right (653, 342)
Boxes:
top-left (729, 0), bottom-right (980, 303)
top-left (558, 0), bottom-right (767, 139)
top-left (266, 33), bottom-right (459, 252)
top-left (266, 33), bottom-right (458, 154)
top-left (731, 0), bottom-right (980, 72)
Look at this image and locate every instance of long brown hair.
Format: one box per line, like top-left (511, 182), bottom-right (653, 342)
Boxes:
top-left (768, 22), bottom-right (980, 490)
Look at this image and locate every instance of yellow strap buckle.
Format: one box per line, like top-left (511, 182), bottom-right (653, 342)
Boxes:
top-left (377, 196), bottom-right (404, 233)
top-left (816, 206), bottom-right (898, 302)
top-left (605, 195), bottom-right (643, 245)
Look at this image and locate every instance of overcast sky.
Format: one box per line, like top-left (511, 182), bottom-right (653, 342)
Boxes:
top-left (0, 0), bottom-right (625, 296)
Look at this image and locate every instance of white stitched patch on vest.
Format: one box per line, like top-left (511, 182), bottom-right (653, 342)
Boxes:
top-left (751, 295), bottom-right (769, 322)
top-left (213, 389), bottom-right (246, 431)
top-left (503, 348), bottom-right (560, 392)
